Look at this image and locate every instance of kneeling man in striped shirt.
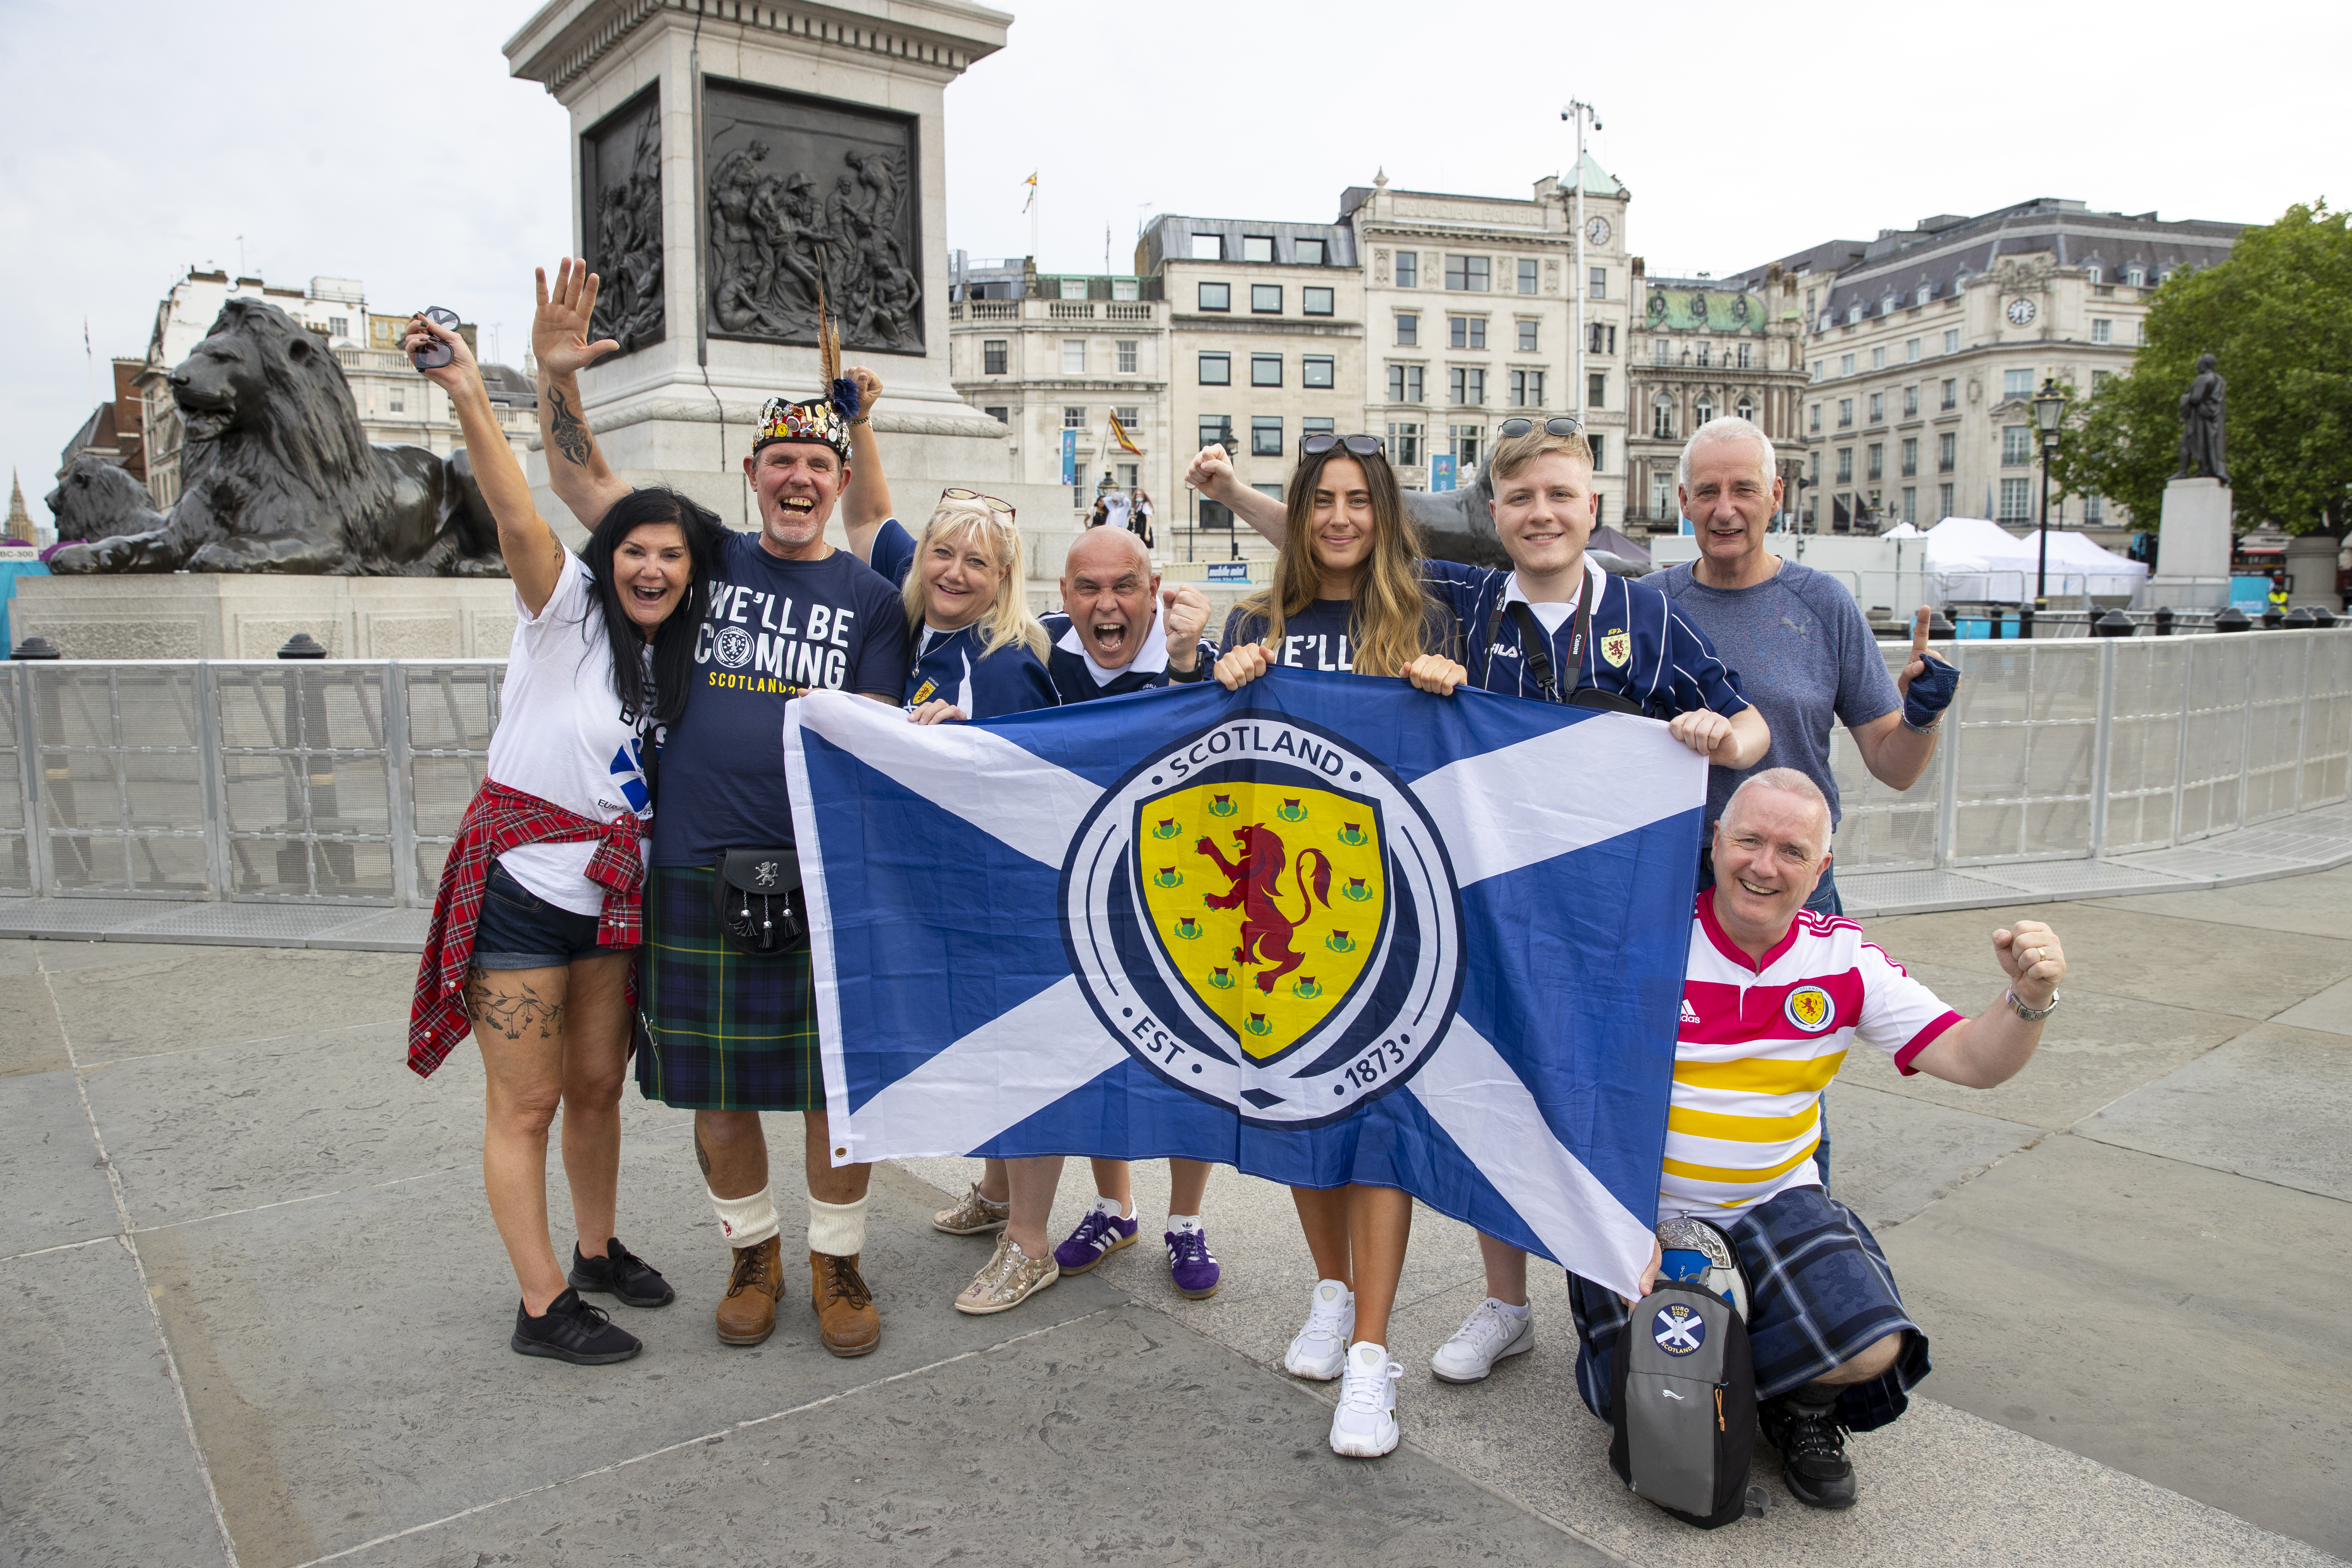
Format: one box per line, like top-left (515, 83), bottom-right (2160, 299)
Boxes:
top-left (1569, 767), bottom-right (2068, 1511)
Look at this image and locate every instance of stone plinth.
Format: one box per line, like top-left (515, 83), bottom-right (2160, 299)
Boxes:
top-left (2284, 533), bottom-right (2344, 609)
top-left (2146, 476), bottom-right (2233, 610)
top-left (11, 575), bottom-right (520, 661)
top-left (505, 1), bottom-right (1020, 537)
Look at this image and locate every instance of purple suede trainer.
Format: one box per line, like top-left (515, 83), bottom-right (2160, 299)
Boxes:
top-left (1054, 1208), bottom-right (1139, 1273)
top-left (1166, 1228), bottom-right (1221, 1299)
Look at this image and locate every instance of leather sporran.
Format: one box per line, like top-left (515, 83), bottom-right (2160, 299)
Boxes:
top-left (712, 847), bottom-right (806, 957)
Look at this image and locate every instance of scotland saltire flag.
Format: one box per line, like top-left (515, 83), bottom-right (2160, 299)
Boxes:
top-left (783, 670), bottom-right (1703, 1297)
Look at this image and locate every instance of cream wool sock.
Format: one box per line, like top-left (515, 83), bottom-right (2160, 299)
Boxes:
top-left (709, 1185), bottom-right (779, 1249)
top-left (808, 1194), bottom-right (869, 1258)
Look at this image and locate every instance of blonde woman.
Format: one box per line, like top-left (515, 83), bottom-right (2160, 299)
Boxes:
top-left (1209, 432), bottom-right (1469, 1458)
top-left (893, 494), bottom-right (1057, 724)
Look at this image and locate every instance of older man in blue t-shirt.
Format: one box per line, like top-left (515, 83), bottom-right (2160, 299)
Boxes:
top-left (1655, 417), bottom-right (1957, 917)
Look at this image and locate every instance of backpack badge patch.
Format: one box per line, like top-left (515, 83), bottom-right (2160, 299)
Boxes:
top-left (1652, 1302), bottom-right (1707, 1355)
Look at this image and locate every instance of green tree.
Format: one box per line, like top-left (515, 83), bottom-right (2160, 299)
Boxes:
top-left (2049, 200), bottom-right (2352, 536)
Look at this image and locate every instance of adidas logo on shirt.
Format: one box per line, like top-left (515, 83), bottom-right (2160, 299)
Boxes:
top-left (1680, 999), bottom-right (1701, 1026)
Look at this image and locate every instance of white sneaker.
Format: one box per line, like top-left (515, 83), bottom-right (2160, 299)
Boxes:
top-left (1430, 1298), bottom-right (1534, 1384)
top-left (1283, 1279), bottom-right (1355, 1380)
top-left (1329, 1341), bottom-right (1403, 1458)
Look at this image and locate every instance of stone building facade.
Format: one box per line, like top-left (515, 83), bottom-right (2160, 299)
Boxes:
top-left (1621, 267), bottom-right (1809, 528)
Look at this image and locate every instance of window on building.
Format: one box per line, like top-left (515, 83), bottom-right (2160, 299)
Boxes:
top-left (1838, 398), bottom-right (1853, 427)
top-left (1938, 482), bottom-right (1954, 517)
top-left (1199, 352), bottom-right (1231, 386)
top-left (983, 405), bottom-right (1009, 424)
top-left (1509, 368), bottom-right (1547, 407)
top-left (1451, 423), bottom-right (1485, 470)
top-left (2137, 320), bottom-right (2146, 344)
top-left (983, 339), bottom-right (1008, 375)
top-left (1900, 436), bottom-right (1918, 477)
top-left (1588, 371), bottom-right (1606, 409)
top-left (1871, 346), bottom-right (1887, 370)
top-left (1696, 343), bottom-right (1711, 368)
top-left (1735, 395), bottom-right (1755, 423)
top-left (1588, 435), bottom-right (1605, 470)
top-left (1250, 353), bottom-right (1283, 387)
top-left (1062, 339), bottom-right (1086, 374)
top-left (1904, 384), bottom-right (1919, 417)
top-left (1657, 339), bottom-right (1674, 366)
top-left (1116, 339), bottom-right (1138, 373)
top-left (2092, 318), bottom-right (2112, 343)
top-left (1938, 432), bottom-right (1956, 472)
top-left (1296, 238), bottom-right (1327, 266)
top-left (1902, 487), bottom-right (1917, 524)
top-left (2092, 369), bottom-right (2114, 390)
top-left (1395, 251), bottom-right (1417, 288)
top-left (2001, 369), bottom-right (2033, 399)
top-left (390, 388), bottom-right (405, 413)
top-left (1514, 258), bottom-right (1536, 294)
top-left (1449, 367), bottom-right (1486, 404)
top-left (1387, 364), bottom-right (1424, 403)
top-left (1198, 415), bottom-right (1233, 452)
top-left (2124, 265), bottom-right (2145, 287)
top-left (1251, 415), bottom-right (1284, 456)
top-left (1445, 254), bottom-right (1491, 291)
top-left (1940, 377), bottom-right (1957, 410)
top-left (1584, 323), bottom-right (1605, 355)
top-left (1200, 498), bottom-right (1234, 527)
top-left (1396, 313), bottom-right (1419, 346)
top-left (1943, 328), bottom-right (1960, 354)
top-left (1811, 359), bottom-right (1824, 381)
top-left (1387, 422), bottom-right (1422, 466)
top-left (2000, 477), bottom-right (2033, 522)
top-left (1905, 337), bottom-right (1921, 362)
top-left (1113, 405), bottom-right (1139, 434)
top-left (1652, 395), bottom-right (1676, 440)
top-left (1847, 303), bottom-right (1863, 325)
top-left (1809, 404), bottom-right (1821, 433)
top-left (328, 316), bottom-right (348, 337)
top-left (1251, 284), bottom-right (1283, 313)
top-left (1836, 448), bottom-right (1854, 484)
top-left (1059, 278), bottom-right (1087, 301)
top-left (1303, 286), bottom-right (1335, 316)
top-left (1303, 355), bottom-right (1335, 389)
top-left (1303, 416), bottom-right (1335, 442)
top-left (1243, 235), bottom-right (1274, 263)
top-left (1805, 287), bottom-right (1817, 315)
top-left (1809, 451), bottom-right (1820, 484)
top-left (1112, 278), bottom-right (1140, 301)
top-left (1199, 282), bottom-right (1230, 311)
top-left (1065, 406), bottom-right (1086, 428)
top-left (1449, 316), bottom-right (1486, 349)
top-left (1191, 233), bottom-right (1224, 261)
top-left (1651, 472), bottom-right (1674, 520)
top-left (1867, 443), bottom-right (1884, 481)
top-left (1916, 283), bottom-right (1933, 306)
top-left (1736, 341), bottom-right (1752, 369)
top-left (1868, 392), bottom-right (1884, 423)
top-left (2086, 493), bottom-right (2104, 524)
top-left (2002, 424), bottom-right (2032, 465)
top-left (1588, 265), bottom-right (1607, 300)
top-left (1521, 321), bottom-right (1540, 353)
top-left (1839, 352), bottom-right (1855, 376)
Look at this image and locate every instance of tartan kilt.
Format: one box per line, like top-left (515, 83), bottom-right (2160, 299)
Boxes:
top-left (1567, 1186), bottom-right (1931, 1433)
top-left (635, 866), bottom-right (822, 1111)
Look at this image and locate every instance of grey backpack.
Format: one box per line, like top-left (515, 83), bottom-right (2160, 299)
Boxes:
top-left (1607, 1222), bottom-right (1766, 1528)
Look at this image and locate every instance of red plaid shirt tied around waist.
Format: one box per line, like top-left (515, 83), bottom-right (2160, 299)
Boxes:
top-left (407, 781), bottom-right (645, 1078)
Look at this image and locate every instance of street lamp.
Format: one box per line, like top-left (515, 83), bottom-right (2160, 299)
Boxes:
top-left (2033, 378), bottom-right (2067, 611)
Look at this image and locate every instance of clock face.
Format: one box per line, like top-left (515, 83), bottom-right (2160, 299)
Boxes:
top-left (1586, 217), bottom-right (1611, 247)
top-left (2006, 297), bottom-right (2037, 326)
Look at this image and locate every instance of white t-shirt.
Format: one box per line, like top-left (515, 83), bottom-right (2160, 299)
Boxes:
top-left (484, 551), bottom-right (653, 915)
top-left (1504, 571), bottom-right (1583, 635)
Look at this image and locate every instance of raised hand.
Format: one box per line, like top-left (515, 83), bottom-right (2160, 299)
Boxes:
top-left (1992, 919), bottom-right (2067, 1005)
top-left (402, 313), bottom-right (480, 400)
top-left (1162, 584), bottom-right (1212, 647)
top-left (1895, 606), bottom-right (1949, 698)
top-left (1185, 443), bottom-right (1239, 499)
top-left (533, 258), bottom-right (620, 380)
top-left (846, 366), bottom-right (883, 419)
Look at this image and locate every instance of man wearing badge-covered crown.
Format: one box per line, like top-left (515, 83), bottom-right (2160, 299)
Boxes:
top-left (532, 259), bottom-right (909, 1359)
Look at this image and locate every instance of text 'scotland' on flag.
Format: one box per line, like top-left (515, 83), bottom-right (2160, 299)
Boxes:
top-left (782, 671), bottom-right (1705, 1298)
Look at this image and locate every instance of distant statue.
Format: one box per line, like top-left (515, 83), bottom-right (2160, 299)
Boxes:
top-left (45, 455), bottom-right (164, 546)
top-left (1404, 461), bottom-right (1649, 578)
top-left (2174, 352), bottom-right (2230, 484)
top-left (47, 299), bottom-right (503, 576)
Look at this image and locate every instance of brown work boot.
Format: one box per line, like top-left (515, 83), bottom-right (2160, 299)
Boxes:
top-left (715, 1236), bottom-right (782, 1346)
top-left (811, 1250), bottom-right (881, 1357)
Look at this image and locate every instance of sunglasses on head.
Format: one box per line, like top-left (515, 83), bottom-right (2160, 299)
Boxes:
top-left (941, 487), bottom-right (1017, 521)
top-left (1300, 433), bottom-right (1386, 458)
top-left (1495, 416), bottom-right (1584, 439)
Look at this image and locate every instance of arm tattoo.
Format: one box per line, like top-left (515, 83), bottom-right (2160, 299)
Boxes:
top-left (465, 967), bottom-right (566, 1041)
top-left (548, 385), bottom-right (593, 469)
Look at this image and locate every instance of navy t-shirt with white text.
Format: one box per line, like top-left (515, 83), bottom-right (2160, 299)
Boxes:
top-left (652, 530), bottom-right (907, 865)
top-left (1219, 598), bottom-right (1360, 673)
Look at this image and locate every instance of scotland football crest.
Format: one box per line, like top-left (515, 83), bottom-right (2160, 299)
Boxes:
top-left (1061, 713), bottom-right (1463, 1128)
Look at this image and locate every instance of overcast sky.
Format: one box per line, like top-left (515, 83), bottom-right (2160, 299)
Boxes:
top-left (3, 0), bottom-right (2341, 532)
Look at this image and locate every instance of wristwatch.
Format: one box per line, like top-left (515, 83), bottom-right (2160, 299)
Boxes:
top-left (2005, 988), bottom-right (2060, 1021)
top-left (1901, 714), bottom-right (1941, 735)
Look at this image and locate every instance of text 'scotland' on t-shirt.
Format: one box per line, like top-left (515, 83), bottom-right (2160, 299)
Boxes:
top-left (1220, 598), bottom-right (1360, 674)
top-left (652, 531), bottom-right (909, 866)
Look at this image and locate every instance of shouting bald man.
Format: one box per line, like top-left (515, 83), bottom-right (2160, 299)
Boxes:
top-left (1566, 768), bottom-right (2068, 1512)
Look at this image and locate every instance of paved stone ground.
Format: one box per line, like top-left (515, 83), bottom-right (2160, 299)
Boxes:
top-left (3, 870), bottom-right (2348, 1567)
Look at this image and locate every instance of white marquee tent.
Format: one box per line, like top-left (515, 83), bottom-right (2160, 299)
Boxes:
top-left (1923, 518), bottom-right (2147, 603)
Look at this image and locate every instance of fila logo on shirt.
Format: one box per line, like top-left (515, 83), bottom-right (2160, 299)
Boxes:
top-left (1783, 984), bottom-right (1836, 1033)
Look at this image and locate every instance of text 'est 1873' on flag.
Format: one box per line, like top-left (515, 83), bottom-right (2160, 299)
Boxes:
top-left (782, 669), bottom-right (1705, 1298)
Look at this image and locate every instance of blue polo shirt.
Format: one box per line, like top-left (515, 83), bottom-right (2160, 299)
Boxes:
top-left (1421, 558), bottom-right (1751, 720)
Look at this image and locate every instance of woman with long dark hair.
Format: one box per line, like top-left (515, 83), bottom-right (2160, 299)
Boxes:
top-left (1209, 432), bottom-right (1467, 1458)
top-left (405, 306), bottom-right (721, 1366)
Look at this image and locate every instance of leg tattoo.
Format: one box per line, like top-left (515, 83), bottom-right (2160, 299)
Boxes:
top-left (466, 968), bottom-right (565, 1041)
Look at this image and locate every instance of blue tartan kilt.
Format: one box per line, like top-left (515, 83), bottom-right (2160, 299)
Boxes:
top-left (1567, 1185), bottom-right (1931, 1432)
top-left (635, 866), bottom-right (822, 1112)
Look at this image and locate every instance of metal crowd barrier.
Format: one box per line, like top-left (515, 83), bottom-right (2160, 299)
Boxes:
top-left (1829, 627), bottom-right (2352, 873)
top-left (0, 634), bottom-right (2343, 905)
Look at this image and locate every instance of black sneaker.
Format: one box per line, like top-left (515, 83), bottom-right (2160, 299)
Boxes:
top-left (569, 1238), bottom-right (676, 1308)
top-left (511, 1287), bottom-right (643, 1365)
top-left (1761, 1394), bottom-right (1856, 1509)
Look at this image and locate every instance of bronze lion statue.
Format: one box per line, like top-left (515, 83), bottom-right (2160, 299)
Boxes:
top-left (49, 299), bottom-right (505, 576)
top-left (46, 455), bottom-right (165, 544)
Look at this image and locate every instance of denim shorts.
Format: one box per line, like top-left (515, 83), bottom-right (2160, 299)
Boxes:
top-left (471, 860), bottom-right (625, 970)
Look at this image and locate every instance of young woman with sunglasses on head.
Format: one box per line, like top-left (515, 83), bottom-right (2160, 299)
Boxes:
top-left (404, 303), bottom-right (722, 1366)
top-left (1207, 431), bottom-right (1470, 1459)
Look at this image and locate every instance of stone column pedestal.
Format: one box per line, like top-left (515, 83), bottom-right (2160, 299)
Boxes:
top-left (2145, 475), bottom-right (2233, 610)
